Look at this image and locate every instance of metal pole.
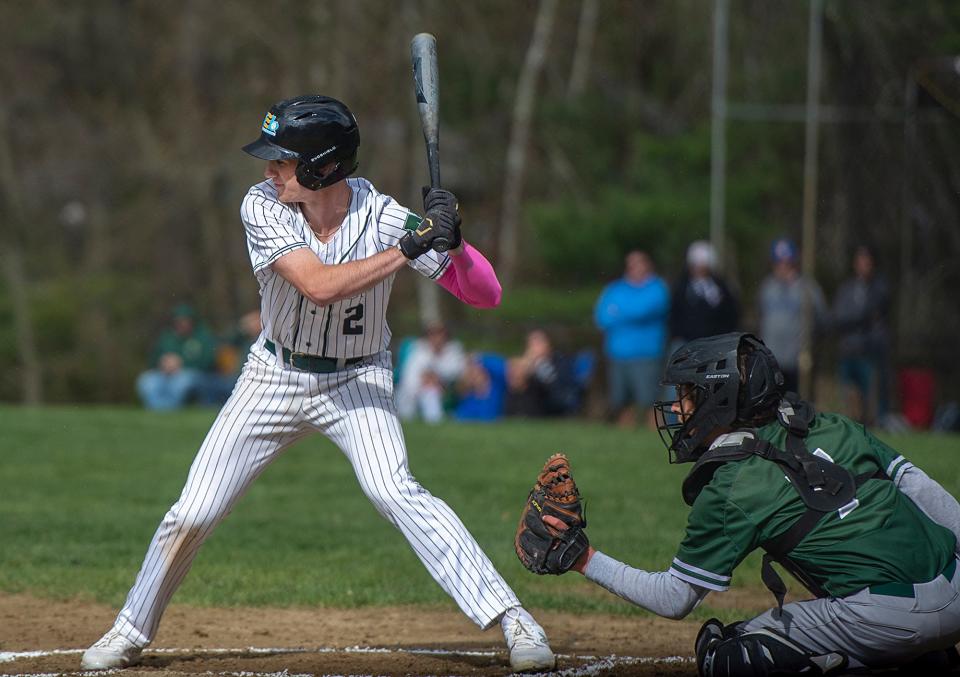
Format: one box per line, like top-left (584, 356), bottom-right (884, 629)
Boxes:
top-left (709, 0), bottom-right (729, 269)
top-left (799, 0), bottom-right (824, 398)
top-left (899, 67), bottom-right (918, 348)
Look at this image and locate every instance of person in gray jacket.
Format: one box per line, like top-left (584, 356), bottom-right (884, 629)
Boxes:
top-left (756, 238), bottom-right (827, 394)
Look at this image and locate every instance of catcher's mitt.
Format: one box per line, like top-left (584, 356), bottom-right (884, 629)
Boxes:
top-left (515, 453), bottom-right (589, 575)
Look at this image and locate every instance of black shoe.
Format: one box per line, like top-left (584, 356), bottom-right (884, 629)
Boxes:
top-left (695, 618), bottom-right (724, 677)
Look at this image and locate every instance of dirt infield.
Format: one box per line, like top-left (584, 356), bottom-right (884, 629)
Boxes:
top-left (0, 591), bottom-right (716, 676)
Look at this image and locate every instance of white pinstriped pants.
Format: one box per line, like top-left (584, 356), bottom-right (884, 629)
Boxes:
top-left (112, 344), bottom-right (519, 647)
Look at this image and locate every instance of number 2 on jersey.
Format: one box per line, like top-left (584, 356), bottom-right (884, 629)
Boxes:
top-left (342, 303), bottom-right (364, 335)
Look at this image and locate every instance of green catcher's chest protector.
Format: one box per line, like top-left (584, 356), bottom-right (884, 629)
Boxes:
top-left (681, 395), bottom-right (889, 613)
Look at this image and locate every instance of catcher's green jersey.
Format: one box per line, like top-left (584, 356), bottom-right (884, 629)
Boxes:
top-left (669, 413), bottom-right (956, 597)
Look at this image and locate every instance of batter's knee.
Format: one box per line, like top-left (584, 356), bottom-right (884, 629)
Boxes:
top-left (165, 500), bottom-right (224, 537)
top-left (695, 618), bottom-right (847, 677)
top-left (360, 476), bottom-right (427, 521)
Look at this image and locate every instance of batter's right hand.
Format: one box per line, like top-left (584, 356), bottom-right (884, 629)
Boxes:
top-left (422, 188), bottom-right (463, 253)
top-left (422, 187), bottom-right (458, 214)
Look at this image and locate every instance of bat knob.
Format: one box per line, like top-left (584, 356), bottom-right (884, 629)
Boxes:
top-left (432, 238), bottom-right (452, 252)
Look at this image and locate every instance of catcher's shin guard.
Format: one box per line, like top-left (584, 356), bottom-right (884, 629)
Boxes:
top-left (695, 620), bottom-right (847, 677)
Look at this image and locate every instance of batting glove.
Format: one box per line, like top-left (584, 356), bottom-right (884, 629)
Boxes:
top-left (422, 187), bottom-right (458, 214)
top-left (398, 209), bottom-right (461, 259)
top-left (422, 187), bottom-right (462, 253)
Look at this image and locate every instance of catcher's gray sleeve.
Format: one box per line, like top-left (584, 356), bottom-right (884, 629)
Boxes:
top-left (584, 551), bottom-right (708, 619)
top-left (896, 463), bottom-right (960, 554)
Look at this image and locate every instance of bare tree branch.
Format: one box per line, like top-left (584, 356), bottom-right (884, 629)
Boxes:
top-left (567, 0), bottom-right (598, 100)
top-left (496, 0), bottom-right (558, 287)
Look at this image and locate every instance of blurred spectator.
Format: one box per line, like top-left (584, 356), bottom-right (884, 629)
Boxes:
top-left (396, 322), bottom-right (466, 423)
top-left (832, 244), bottom-right (890, 426)
top-left (933, 401), bottom-right (960, 433)
top-left (668, 240), bottom-right (739, 344)
top-left (206, 310), bottom-right (264, 405)
top-left (594, 250), bottom-right (670, 428)
top-left (392, 335), bottom-right (418, 384)
top-left (454, 353), bottom-right (509, 422)
top-left (217, 310), bottom-right (263, 374)
top-left (136, 303), bottom-right (219, 410)
top-left (756, 238), bottom-right (827, 394)
top-left (505, 329), bottom-right (582, 418)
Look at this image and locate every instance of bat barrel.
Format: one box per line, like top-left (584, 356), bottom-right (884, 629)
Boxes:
top-left (411, 33), bottom-right (441, 188)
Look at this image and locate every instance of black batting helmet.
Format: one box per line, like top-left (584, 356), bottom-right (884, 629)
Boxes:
top-left (242, 95), bottom-right (359, 190)
top-left (655, 332), bottom-right (785, 463)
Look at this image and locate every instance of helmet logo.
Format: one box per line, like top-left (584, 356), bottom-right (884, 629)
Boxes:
top-left (261, 112), bottom-right (279, 136)
top-left (308, 146), bottom-right (338, 164)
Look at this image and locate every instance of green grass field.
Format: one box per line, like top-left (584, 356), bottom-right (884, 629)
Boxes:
top-left (2, 405), bottom-right (960, 624)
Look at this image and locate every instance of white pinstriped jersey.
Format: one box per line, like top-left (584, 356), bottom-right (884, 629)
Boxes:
top-left (240, 177), bottom-right (451, 359)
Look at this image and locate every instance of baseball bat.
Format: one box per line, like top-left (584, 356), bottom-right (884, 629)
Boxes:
top-left (410, 33), bottom-right (441, 189)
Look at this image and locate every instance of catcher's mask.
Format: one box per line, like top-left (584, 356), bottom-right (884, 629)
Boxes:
top-left (655, 332), bottom-right (784, 463)
top-left (242, 95), bottom-right (359, 190)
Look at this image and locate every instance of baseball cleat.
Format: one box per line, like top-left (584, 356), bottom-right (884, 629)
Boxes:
top-left (80, 629), bottom-right (143, 670)
top-left (501, 606), bottom-right (556, 672)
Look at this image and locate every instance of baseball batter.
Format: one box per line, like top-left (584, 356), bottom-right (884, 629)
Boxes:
top-left (81, 95), bottom-right (555, 672)
top-left (518, 333), bottom-right (960, 675)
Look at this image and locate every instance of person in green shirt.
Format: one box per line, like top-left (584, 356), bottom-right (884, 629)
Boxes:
top-left (546, 332), bottom-right (960, 675)
top-left (136, 304), bottom-right (219, 410)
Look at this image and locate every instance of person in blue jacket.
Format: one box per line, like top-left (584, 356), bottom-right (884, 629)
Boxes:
top-left (454, 353), bottom-right (509, 422)
top-left (594, 250), bottom-right (670, 428)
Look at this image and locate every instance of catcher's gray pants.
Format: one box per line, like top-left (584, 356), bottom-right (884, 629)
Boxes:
top-left (740, 556), bottom-right (960, 669)
top-left (112, 347), bottom-right (519, 647)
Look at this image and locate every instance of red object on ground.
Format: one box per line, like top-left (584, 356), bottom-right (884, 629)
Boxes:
top-left (899, 367), bottom-right (936, 429)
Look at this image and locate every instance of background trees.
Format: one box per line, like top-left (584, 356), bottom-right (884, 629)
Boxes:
top-left (1, 0), bottom-right (958, 404)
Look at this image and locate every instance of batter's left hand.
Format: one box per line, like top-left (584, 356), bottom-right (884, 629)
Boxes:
top-left (422, 187), bottom-right (462, 253)
top-left (398, 208), bottom-right (461, 259)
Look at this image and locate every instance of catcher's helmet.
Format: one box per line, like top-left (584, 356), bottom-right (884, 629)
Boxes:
top-left (655, 332), bottom-right (784, 463)
top-left (242, 95), bottom-right (359, 190)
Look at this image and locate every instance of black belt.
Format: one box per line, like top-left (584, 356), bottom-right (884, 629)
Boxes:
top-left (264, 339), bottom-right (365, 373)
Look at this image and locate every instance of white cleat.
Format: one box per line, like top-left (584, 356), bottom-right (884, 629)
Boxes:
top-left (80, 629), bottom-right (143, 670)
top-left (501, 607), bottom-right (556, 672)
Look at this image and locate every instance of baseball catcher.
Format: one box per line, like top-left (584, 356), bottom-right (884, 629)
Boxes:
top-left (515, 453), bottom-right (589, 575)
top-left (519, 333), bottom-right (960, 676)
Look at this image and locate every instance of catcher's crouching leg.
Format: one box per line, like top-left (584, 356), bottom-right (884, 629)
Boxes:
top-left (695, 619), bottom-right (847, 677)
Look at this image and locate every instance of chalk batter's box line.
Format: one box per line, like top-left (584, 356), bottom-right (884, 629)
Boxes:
top-left (0, 646), bottom-right (695, 677)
